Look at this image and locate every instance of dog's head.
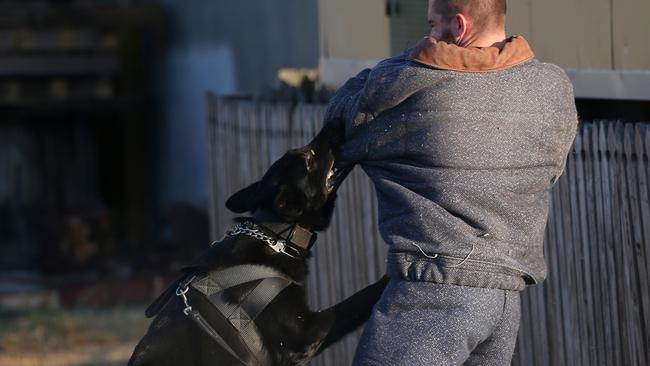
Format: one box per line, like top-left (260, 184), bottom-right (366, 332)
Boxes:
top-left (226, 123), bottom-right (350, 231)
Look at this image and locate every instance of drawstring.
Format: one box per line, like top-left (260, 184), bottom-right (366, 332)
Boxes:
top-left (408, 242), bottom-right (475, 267)
top-left (409, 242), bottom-right (439, 259)
top-left (446, 243), bottom-right (475, 268)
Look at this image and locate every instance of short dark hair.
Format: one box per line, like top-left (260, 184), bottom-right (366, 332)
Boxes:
top-left (435, 0), bottom-right (507, 31)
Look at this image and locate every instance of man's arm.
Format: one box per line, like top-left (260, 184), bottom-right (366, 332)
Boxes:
top-left (322, 51), bottom-right (414, 165)
top-left (323, 69), bottom-right (371, 163)
top-left (323, 68), bottom-right (371, 131)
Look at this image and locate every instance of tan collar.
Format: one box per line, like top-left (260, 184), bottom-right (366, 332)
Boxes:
top-left (408, 36), bottom-right (535, 73)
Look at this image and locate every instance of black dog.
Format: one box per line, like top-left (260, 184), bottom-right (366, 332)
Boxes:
top-left (128, 124), bottom-right (388, 366)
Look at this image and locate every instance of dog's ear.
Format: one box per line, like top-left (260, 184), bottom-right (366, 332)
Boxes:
top-left (273, 185), bottom-right (306, 219)
top-left (225, 182), bottom-right (260, 213)
top-left (226, 181), bottom-right (282, 213)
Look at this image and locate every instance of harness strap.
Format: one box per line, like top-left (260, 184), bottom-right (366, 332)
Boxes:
top-left (186, 308), bottom-right (250, 366)
top-left (240, 277), bottom-right (291, 321)
top-left (191, 264), bottom-right (290, 296)
top-left (186, 265), bottom-right (294, 365)
top-left (227, 277), bottom-right (292, 358)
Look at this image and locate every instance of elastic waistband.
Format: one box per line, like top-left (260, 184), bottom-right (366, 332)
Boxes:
top-left (386, 252), bottom-right (527, 291)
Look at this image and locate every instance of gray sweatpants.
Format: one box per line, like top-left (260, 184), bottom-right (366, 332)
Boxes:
top-left (352, 280), bottom-right (520, 366)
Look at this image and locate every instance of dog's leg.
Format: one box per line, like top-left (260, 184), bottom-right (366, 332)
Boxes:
top-left (317, 275), bottom-right (389, 353)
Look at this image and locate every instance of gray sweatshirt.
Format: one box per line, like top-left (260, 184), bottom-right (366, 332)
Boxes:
top-left (325, 37), bottom-right (578, 291)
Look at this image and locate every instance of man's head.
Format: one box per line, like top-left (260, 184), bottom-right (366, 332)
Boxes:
top-left (427, 0), bottom-right (506, 46)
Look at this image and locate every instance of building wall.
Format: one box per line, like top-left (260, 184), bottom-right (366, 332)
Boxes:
top-left (154, 0), bottom-right (319, 212)
top-left (319, 0), bottom-right (650, 99)
top-left (319, 0), bottom-right (650, 69)
top-left (318, 0), bottom-right (391, 60)
top-left (506, 0), bottom-right (650, 70)
top-left (389, 0), bottom-right (429, 54)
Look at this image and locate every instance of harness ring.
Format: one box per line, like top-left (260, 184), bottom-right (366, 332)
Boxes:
top-left (176, 285), bottom-right (193, 315)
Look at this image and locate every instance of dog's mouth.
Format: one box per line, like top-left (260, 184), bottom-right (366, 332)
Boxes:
top-left (325, 160), bottom-right (353, 194)
top-left (326, 163), bottom-right (336, 194)
top-left (303, 125), bottom-right (351, 198)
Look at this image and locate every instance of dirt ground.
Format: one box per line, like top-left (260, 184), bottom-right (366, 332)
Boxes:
top-left (0, 306), bottom-right (151, 366)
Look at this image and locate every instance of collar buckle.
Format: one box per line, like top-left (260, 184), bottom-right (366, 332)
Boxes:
top-left (287, 225), bottom-right (317, 251)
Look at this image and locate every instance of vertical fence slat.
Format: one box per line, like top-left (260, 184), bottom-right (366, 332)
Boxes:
top-left (637, 125), bottom-right (650, 366)
top-left (624, 124), bottom-right (649, 366)
top-left (545, 193), bottom-right (564, 366)
top-left (600, 121), bottom-right (623, 366)
top-left (583, 124), bottom-right (605, 365)
top-left (611, 122), bottom-right (636, 366)
top-left (569, 129), bottom-right (591, 364)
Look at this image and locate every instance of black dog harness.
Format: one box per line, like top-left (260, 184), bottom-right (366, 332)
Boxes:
top-left (176, 264), bottom-right (295, 365)
top-left (147, 220), bottom-right (316, 365)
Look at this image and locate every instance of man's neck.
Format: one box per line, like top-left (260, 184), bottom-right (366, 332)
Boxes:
top-left (459, 30), bottom-right (507, 49)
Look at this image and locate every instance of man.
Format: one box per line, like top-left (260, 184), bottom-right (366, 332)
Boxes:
top-left (324, 0), bottom-right (578, 365)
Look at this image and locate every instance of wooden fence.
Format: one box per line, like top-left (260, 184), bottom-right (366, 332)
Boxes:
top-left (207, 95), bottom-right (650, 366)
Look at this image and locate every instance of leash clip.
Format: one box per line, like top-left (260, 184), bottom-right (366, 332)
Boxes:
top-left (269, 240), bottom-right (298, 258)
top-left (176, 286), bottom-right (192, 315)
top-left (268, 239), bottom-right (287, 254)
top-left (175, 275), bottom-right (197, 316)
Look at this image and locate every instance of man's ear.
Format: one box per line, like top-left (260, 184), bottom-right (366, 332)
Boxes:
top-left (273, 185), bottom-right (306, 219)
top-left (454, 13), bottom-right (469, 45)
top-left (225, 182), bottom-right (260, 213)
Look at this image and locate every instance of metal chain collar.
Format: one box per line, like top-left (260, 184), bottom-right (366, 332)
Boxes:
top-left (223, 221), bottom-right (297, 259)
